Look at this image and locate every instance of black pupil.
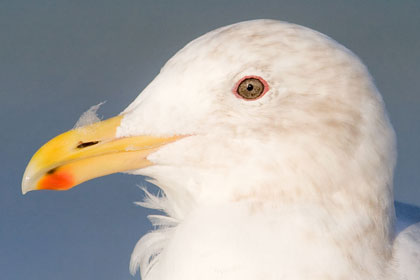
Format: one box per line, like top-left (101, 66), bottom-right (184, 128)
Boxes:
top-left (247, 84), bottom-right (253, 91)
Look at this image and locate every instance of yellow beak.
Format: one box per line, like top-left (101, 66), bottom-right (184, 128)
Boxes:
top-left (22, 115), bottom-right (182, 194)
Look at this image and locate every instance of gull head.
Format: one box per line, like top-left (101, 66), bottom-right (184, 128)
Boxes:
top-left (22, 19), bottom-right (398, 280)
top-left (23, 19), bottom-right (395, 214)
top-left (117, 20), bottom-right (396, 209)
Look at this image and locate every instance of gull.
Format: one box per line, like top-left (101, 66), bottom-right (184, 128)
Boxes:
top-left (22, 19), bottom-right (420, 280)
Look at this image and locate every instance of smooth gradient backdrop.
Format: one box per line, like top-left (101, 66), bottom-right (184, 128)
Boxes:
top-left (1, 1), bottom-right (419, 279)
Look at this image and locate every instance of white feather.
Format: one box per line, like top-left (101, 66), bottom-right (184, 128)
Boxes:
top-left (73, 101), bottom-right (105, 129)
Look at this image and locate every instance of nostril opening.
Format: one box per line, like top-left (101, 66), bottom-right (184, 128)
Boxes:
top-left (47, 167), bottom-right (58, 174)
top-left (76, 141), bottom-right (99, 149)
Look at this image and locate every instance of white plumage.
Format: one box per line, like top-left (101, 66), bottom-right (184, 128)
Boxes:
top-left (113, 20), bottom-right (419, 279)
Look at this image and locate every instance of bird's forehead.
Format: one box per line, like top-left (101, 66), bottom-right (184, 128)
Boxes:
top-left (157, 19), bottom-right (363, 100)
top-left (163, 20), bottom-right (333, 71)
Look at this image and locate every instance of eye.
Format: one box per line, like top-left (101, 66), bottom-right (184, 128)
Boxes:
top-left (234, 76), bottom-right (269, 100)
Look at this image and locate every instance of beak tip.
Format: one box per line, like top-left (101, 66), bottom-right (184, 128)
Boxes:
top-left (21, 184), bottom-right (30, 195)
top-left (21, 185), bottom-right (30, 195)
top-left (21, 171), bottom-right (35, 195)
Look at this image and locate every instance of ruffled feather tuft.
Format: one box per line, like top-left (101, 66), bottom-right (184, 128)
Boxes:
top-left (130, 187), bottom-right (179, 279)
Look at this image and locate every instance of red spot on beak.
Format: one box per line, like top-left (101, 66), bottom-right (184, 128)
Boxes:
top-left (37, 169), bottom-right (74, 191)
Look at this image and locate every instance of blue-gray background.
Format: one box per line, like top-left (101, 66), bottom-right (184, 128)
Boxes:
top-left (1, 1), bottom-right (419, 279)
